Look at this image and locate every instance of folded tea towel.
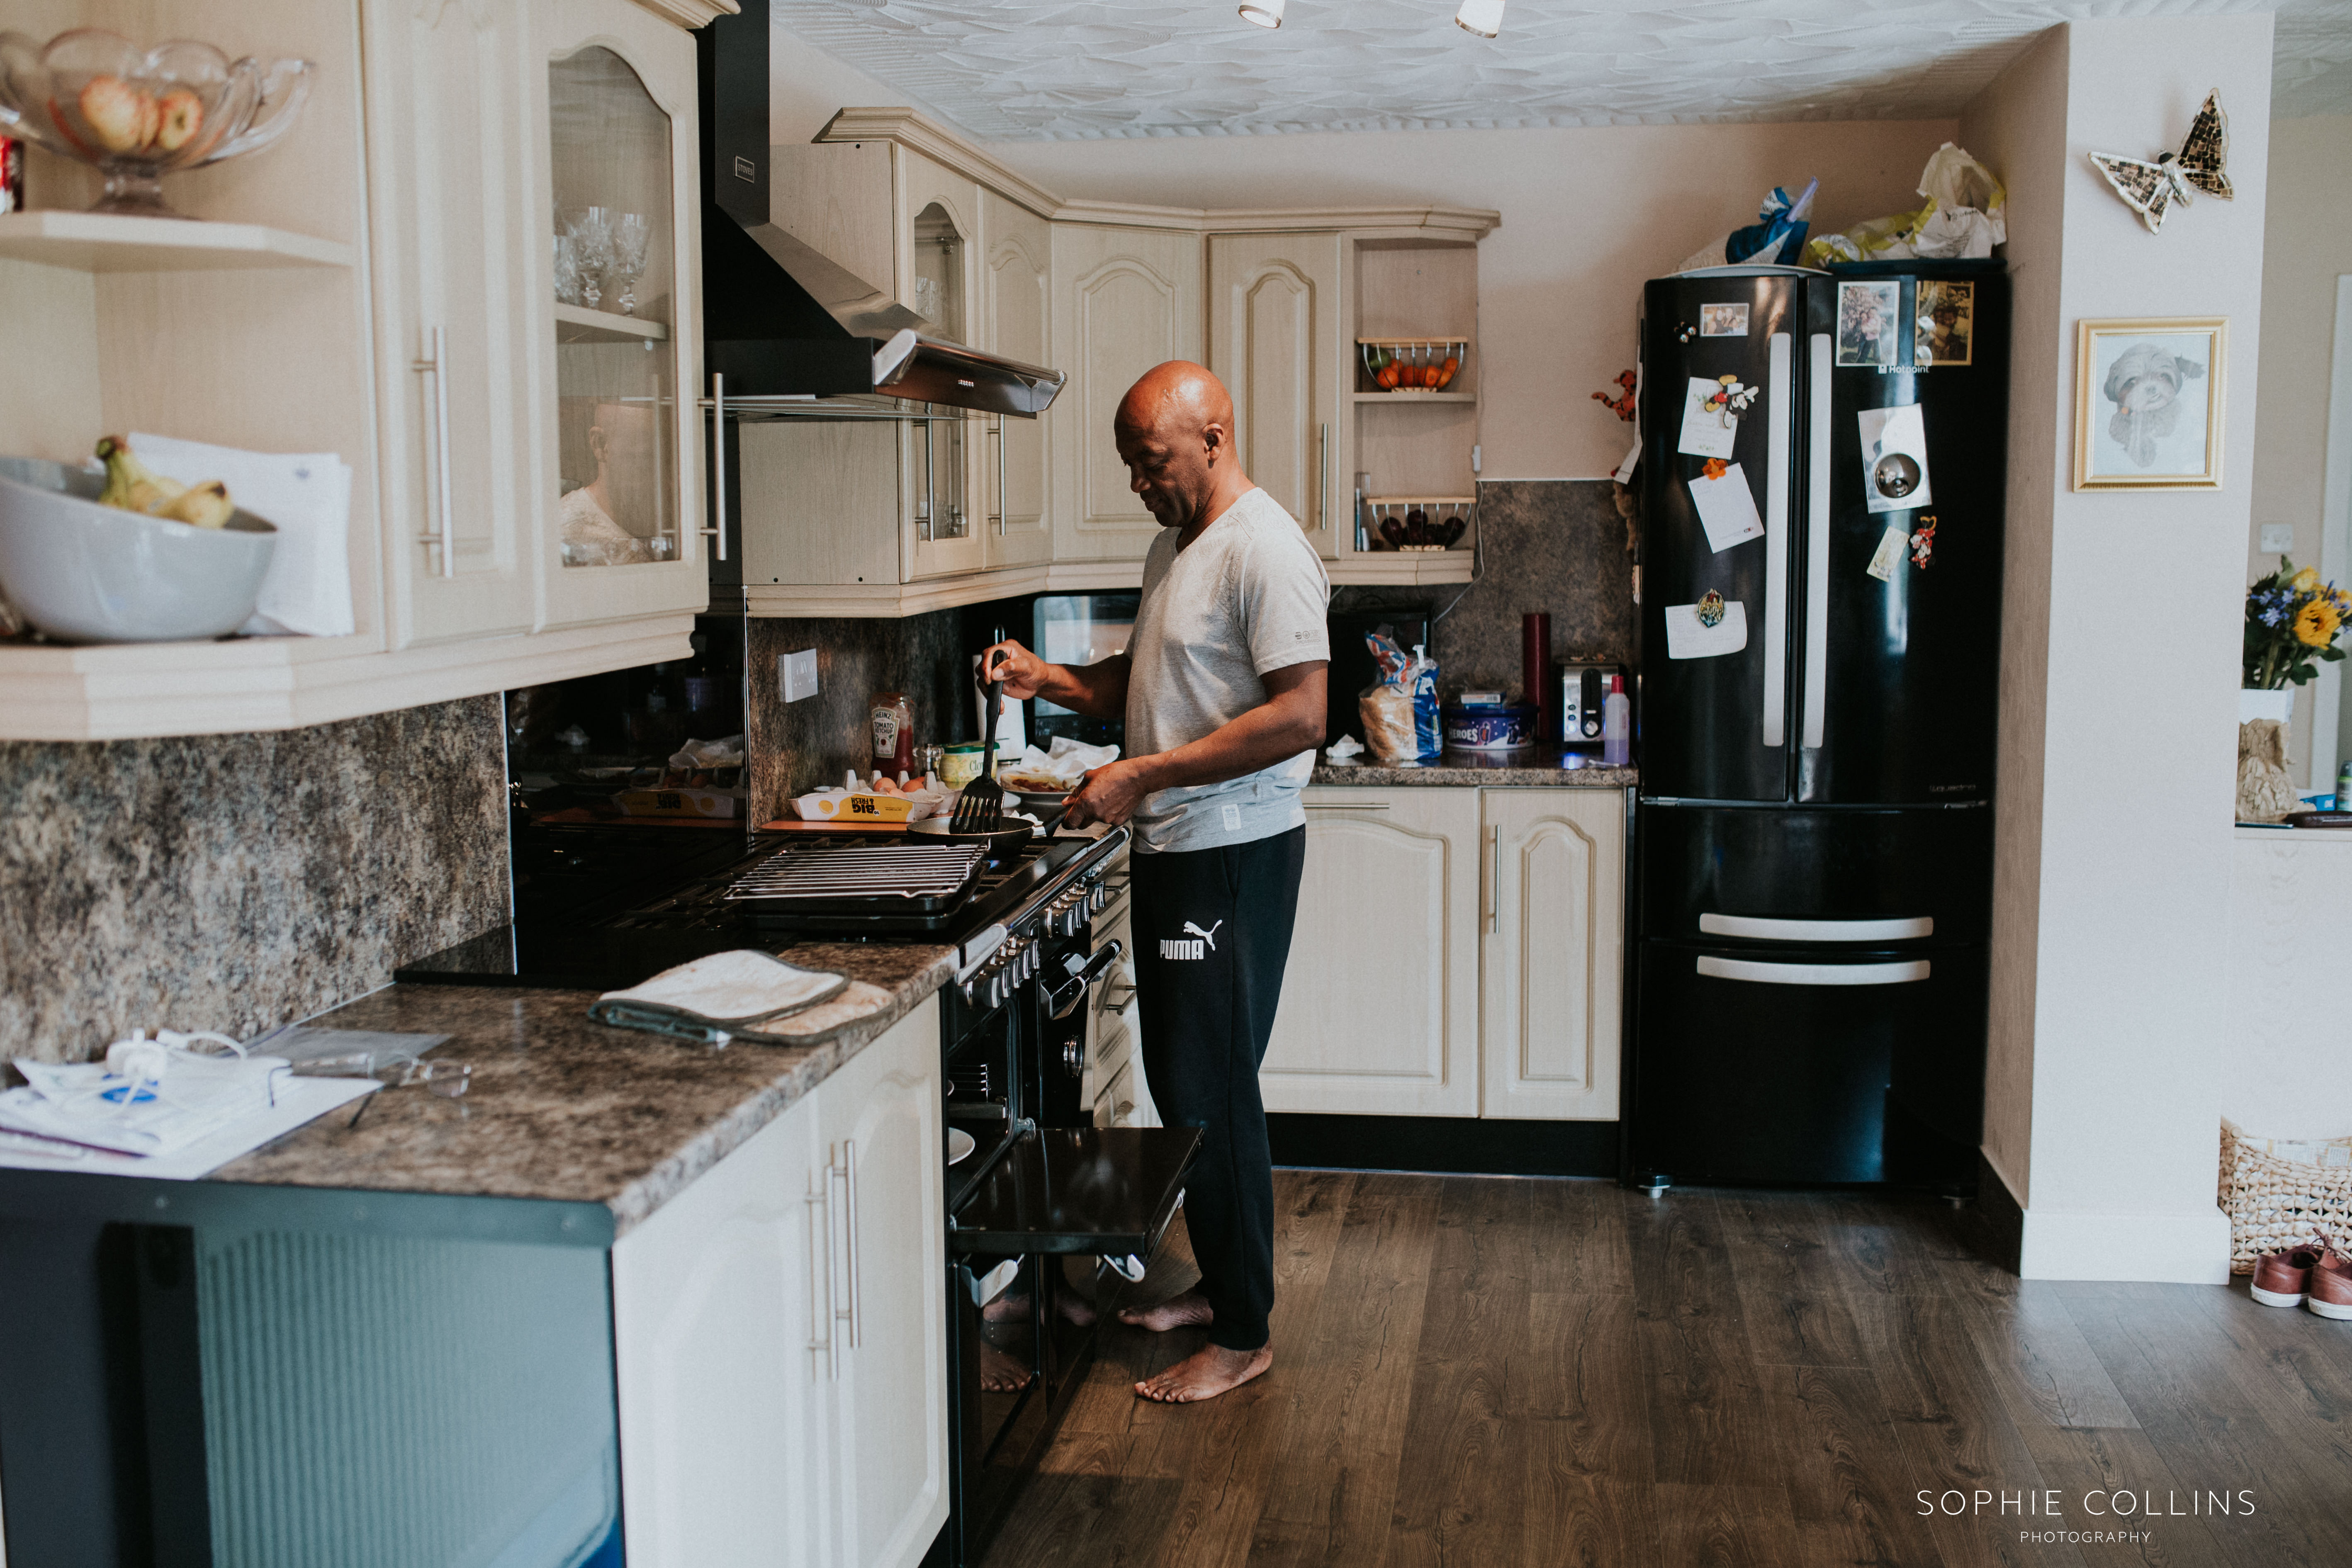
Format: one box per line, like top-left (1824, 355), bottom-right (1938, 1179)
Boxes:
top-left (591, 951), bottom-right (848, 1046)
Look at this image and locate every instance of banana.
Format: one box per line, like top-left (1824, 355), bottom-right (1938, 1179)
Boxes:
top-left (162, 480), bottom-right (233, 529)
top-left (93, 435), bottom-right (233, 527)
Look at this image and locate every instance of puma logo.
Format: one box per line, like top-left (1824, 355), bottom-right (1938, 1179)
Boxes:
top-left (1160, 919), bottom-right (1224, 961)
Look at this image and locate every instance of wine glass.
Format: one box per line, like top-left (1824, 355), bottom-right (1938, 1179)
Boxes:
top-left (552, 231), bottom-right (583, 306)
top-left (566, 207), bottom-right (615, 310)
top-left (610, 213), bottom-right (652, 316)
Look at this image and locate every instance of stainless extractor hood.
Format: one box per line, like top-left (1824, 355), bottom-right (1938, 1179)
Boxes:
top-left (696, 1), bottom-right (1064, 418)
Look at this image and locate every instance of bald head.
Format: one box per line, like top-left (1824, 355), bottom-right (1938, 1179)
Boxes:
top-left (1114, 361), bottom-right (1254, 538)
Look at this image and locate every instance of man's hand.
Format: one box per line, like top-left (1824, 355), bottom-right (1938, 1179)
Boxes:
top-left (1061, 758), bottom-right (1152, 829)
top-left (980, 638), bottom-right (1050, 702)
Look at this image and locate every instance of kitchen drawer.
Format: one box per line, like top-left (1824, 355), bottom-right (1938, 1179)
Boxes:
top-left (1628, 940), bottom-right (1986, 1185)
top-left (1637, 804), bottom-right (1992, 946)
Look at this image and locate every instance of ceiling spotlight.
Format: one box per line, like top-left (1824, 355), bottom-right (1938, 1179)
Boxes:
top-left (1454, 0), bottom-right (1504, 37)
top-left (1239, 0), bottom-right (1283, 26)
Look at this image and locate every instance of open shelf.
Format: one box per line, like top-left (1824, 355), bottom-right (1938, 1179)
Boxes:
top-left (1352, 391), bottom-right (1476, 404)
top-left (0, 210), bottom-right (353, 272)
top-left (555, 303), bottom-right (671, 343)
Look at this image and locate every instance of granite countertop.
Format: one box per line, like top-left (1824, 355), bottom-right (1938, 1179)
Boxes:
top-left (204, 941), bottom-right (957, 1236)
top-left (1311, 746), bottom-right (1637, 788)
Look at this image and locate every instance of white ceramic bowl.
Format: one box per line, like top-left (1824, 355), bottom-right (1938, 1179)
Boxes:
top-left (0, 455), bottom-right (277, 642)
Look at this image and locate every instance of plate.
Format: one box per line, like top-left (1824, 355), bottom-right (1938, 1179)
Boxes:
top-left (948, 1128), bottom-right (977, 1165)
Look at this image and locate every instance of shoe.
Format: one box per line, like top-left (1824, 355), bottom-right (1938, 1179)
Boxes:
top-left (2309, 1247), bottom-right (2352, 1322)
top-left (2251, 1241), bottom-right (2323, 1307)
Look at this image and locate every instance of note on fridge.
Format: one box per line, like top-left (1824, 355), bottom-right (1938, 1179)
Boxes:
top-left (1857, 403), bottom-right (1933, 515)
top-left (1664, 599), bottom-right (1749, 660)
top-left (1676, 377), bottom-right (1739, 459)
top-left (1688, 464), bottom-right (1765, 552)
top-left (1865, 523), bottom-right (1909, 582)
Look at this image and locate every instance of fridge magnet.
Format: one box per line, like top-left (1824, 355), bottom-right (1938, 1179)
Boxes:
top-left (1857, 404), bottom-right (1934, 513)
top-left (1703, 374), bottom-right (1759, 422)
top-left (1677, 323), bottom-right (1698, 343)
top-left (2075, 318), bottom-right (2225, 488)
top-left (1700, 457), bottom-right (1729, 481)
top-left (1909, 518), bottom-right (1937, 569)
top-left (2089, 90), bottom-right (2231, 235)
top-left (1665, 596), bottom-right (1749, 659)
top-left (1688, 462), bottom-right (1766, 552)
top-left (1676, 376), bottom-right (1740, 459)
top-left (1700, 303), bottom-right (1750, 336)
top-left (1916, 281), bottom-right (1973, 367)
top-left (1835, 281), bottom-right (1901, 367)
top-left (1591, 368), bottom-right (1637, 422)
top-left (1866, 523), bottom-right (1909, 582)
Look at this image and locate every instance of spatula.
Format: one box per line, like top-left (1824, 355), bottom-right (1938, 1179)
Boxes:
top-left (950, 655), bottom-right (1008, 834)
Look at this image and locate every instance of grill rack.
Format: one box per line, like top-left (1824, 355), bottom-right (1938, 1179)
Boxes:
top-left (725, 841), bottom-right (991, 903)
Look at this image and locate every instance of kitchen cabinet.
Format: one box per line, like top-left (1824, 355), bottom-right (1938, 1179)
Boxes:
top-left (1263, 787), bottom-right (1484, 1117)
top-left (0, 0), bottom-right (712, 741)
top-left (1479, 789), bottom-right (1625, 1120)
top-left (1207, 232), bottom-right (1344, 558)
top-left (981, 191), bottom-right (1055, 571)
top-left (1048, 222), bottom-right (1204, 571)
top-left (1265, 785), bottom-right (1626, 1120)
top-left (611, 996), bottom-right (948, 1568)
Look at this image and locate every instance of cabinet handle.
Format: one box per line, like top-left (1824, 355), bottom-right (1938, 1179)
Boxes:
top-left (917, 421), bottom-right (935, 542)
top-left (702, 371), bottom-right (728, 562)
top-left (805, 1182), bottom-right (833, 1381)
top-left (992, 418), bottom-right (1007, 536)
top-left (1484, 825), bottom-right (1499, 935)
top-left (1318, 421), bottom-right (1330, 530)
top-left (1696, 955), bottom-right (1931, 987)
top-left (411, 325), bottom-right (455, 579)
top-left (833, 1143), bottom-right (860, 1351)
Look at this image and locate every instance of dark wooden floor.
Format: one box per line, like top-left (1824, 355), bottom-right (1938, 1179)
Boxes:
top-left (983, 1172), bottom-right (2352, 1568)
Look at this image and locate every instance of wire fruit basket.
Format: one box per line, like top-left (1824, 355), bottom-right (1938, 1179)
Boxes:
top-left (1362, 495), bottom-right (1474, 551)
top-left (1359, 338), bottom-right (1467, 392)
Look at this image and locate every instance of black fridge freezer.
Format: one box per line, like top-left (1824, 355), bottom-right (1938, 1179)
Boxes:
top-left (1625, 260), bottom-right (2006, 1191)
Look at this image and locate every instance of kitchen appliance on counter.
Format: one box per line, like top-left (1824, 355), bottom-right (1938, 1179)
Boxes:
top-left (1626, 260), bottom-right (2007, 1193)
top-left (1556, 659), bottom-right (1621, 744)
top-left (399, 824), bottom-right (1195, 1568)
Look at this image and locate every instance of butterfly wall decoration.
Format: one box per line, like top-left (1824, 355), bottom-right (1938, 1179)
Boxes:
top-left (2089, 90), bottom-right (2231, 235)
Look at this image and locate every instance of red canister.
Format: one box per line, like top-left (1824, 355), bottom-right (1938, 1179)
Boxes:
top-left (0, 137), bottom-right (22, 215)
top-left (1522, 612), bottom-right (1554, 741)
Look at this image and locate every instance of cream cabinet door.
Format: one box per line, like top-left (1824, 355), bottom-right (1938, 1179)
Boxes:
top-left (361, 0), bottom-right (542, 647)
top-left (533, 0), bottom-right (710, 631)
top-left (1049, 224), bottom-right (1203, 565)
top-left (1263, 788), bottom-right (1481, 1116)
top-left (1207, 233), bottom-right (1343, 558)
top-left (901, 154), bottom-right (986, 580)
top-left (1480, 789), bottom-right (1626, 1120)
top-left (737, 418), bottom-right (903, 588)
top-left (611, 1091), bottom-right (831, 1568)
top-left (981, 191), bottom-right (1054, 570)
top-left (818, 998), bottom-right (950, 1568)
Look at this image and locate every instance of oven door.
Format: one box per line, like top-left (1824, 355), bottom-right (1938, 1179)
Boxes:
top-left (949, 1126), bottom-right (1200, 1262)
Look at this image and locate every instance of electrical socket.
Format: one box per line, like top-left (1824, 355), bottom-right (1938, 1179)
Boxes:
top-left (2260, 524), bottom-right (2295, 554)
top-left (779, 649), bottom-right (819, 703)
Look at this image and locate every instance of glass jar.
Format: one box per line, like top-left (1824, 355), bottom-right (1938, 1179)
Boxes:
top-left (871, 691), bottom-right (914, 777)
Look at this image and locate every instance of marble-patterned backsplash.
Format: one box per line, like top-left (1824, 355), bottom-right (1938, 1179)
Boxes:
top-left (746, 610), bottom-right (971, 822)
top-left (0, 697), bottom-right (508, 1063)
top-left (1334, 478), bottom-right (1639, 701)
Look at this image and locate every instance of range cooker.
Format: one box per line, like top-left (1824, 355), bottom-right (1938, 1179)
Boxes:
top-left (399, 824), bottom-right (1199, 1568)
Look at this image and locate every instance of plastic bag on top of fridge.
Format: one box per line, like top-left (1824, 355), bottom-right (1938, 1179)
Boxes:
top-left (1802, 143), bottom-right (2007, 266)
top-left (1676, 178), bottom-right (1817, 273)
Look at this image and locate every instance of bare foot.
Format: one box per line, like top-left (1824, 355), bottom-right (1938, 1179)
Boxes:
top-left (1117, 1289), bottom-right (1214, 1332)
top-left (981, 1291), bottom-right (1031, 1325)
top-left (978, 1341), bottom-right (1034, 1393)
top-left (1134, 1343), bottom-right (1272, 1403)
top-left (1059, 1291), bottom-right (1097, 1327)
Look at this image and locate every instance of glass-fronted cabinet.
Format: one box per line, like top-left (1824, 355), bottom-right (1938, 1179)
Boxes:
top-left (906, 196), bottom-right (985, 579)
top-left (535, 1), bottom-right (708, 630)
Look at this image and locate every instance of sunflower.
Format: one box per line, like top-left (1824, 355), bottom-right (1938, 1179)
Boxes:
top-left (2291, 566), bottom-right (2321, 593)
top-left (2294, 597), bottom-right (2341, 648)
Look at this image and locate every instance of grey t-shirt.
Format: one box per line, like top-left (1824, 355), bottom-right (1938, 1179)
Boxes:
top-left (1124, 488), bottom-right (1331, 854)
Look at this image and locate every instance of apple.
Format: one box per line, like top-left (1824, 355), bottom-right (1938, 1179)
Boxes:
top-left (79, 74), bottom-right (153, 154)
top-left (154, 88), bottom-right (204, 153)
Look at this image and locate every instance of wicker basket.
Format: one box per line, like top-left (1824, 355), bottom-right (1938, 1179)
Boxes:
top-left (2219, 1119), bottom-right (2352, 1274)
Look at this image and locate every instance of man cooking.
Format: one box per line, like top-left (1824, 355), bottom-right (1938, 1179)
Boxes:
top-left (981, 361), bottom-right (1328, 1404)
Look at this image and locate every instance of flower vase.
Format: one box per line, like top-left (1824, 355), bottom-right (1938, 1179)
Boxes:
top-left (2237, 688), bottom-right (2298, 822)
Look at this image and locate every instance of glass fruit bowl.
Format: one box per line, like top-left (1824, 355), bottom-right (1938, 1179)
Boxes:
top-left (0, 28), bottom-right (311, 216)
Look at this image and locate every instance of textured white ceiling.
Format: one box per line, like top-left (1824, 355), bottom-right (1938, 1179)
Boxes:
top-left (773, 0), bottom-right (2352, 139)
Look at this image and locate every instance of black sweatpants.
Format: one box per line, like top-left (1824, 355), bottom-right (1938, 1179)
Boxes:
top-left (1127, 825), bottom-right (1306, 1353)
